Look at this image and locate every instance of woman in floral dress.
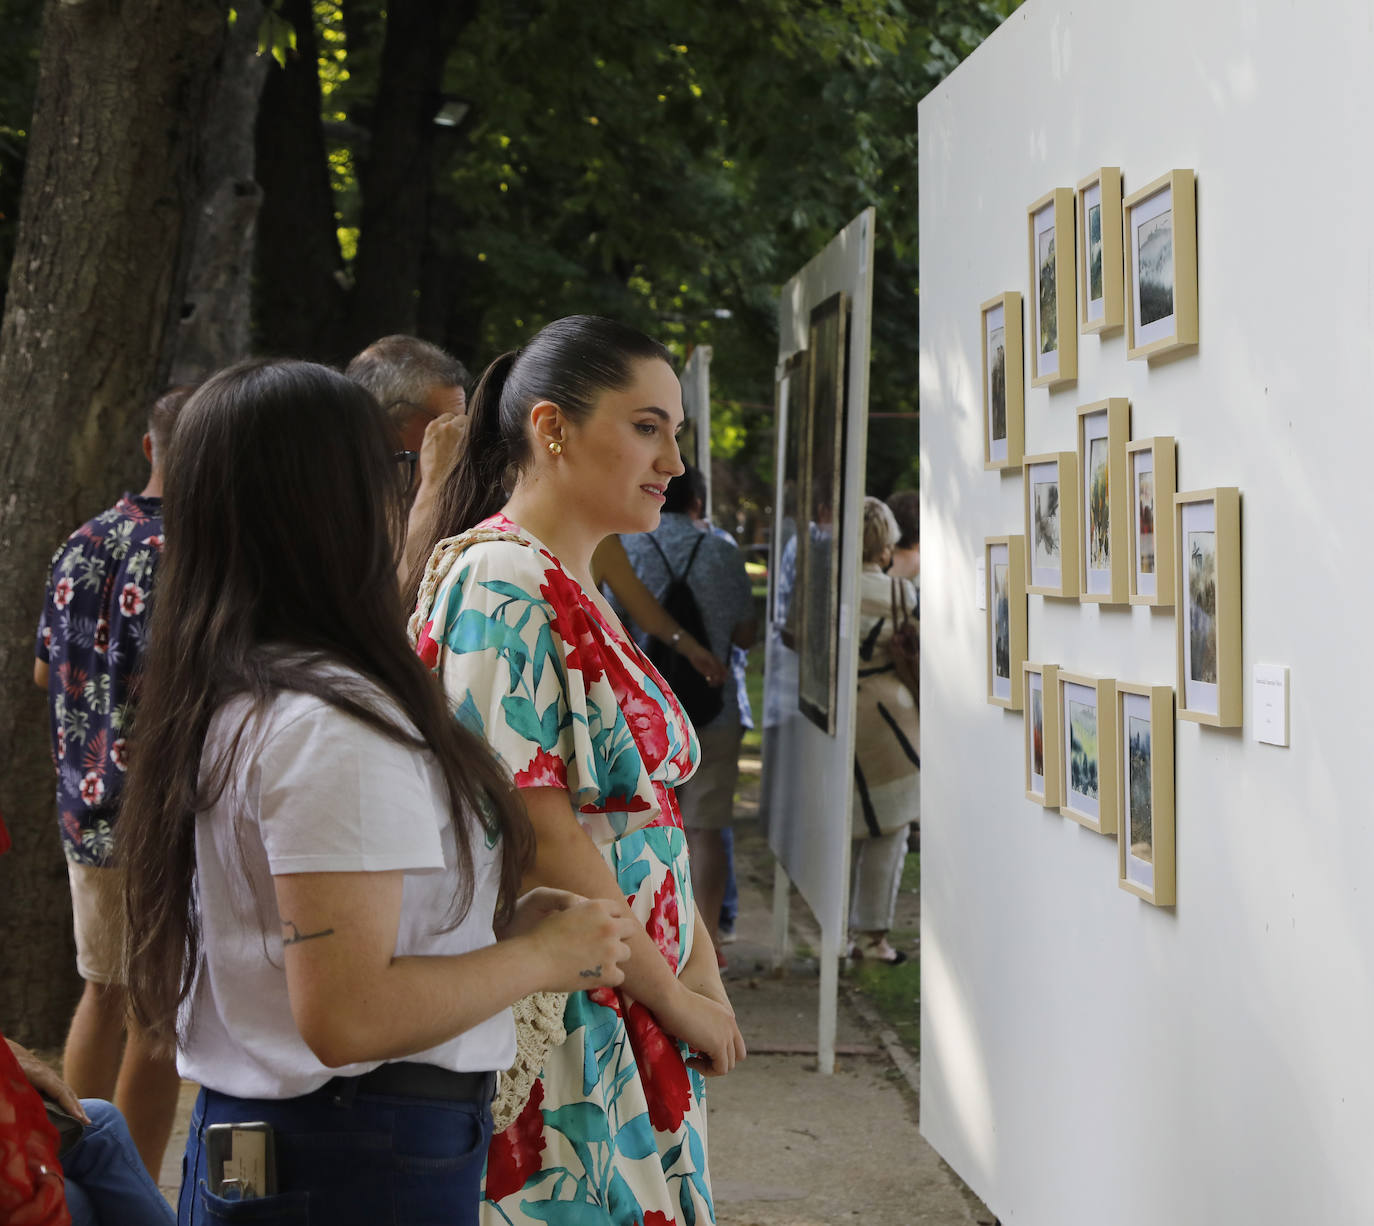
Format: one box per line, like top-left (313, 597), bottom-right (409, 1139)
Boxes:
top-left (408, 316), bottom-right (745, 1226)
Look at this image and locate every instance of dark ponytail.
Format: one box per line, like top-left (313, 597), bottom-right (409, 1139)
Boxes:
top-left (404, 315), bottom-right (672, 603)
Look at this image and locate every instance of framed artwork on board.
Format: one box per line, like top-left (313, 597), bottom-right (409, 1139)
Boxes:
top-left (774, 348), bottom-right (808, 639)
top-left (1024, 662), bottom-right (1062, 808)
top-left (1124, 169), bottom-right (1199, 361)
top-left (1116, 682), bottom-right (1176, 906)
top-left (1057, 671), bottom-right (1118, 835)
top-left (1126, 436), bottom-right (1176, 606)
top-left (985, 535), bottom-right (1027, 711)
top-left (1022, 451), bottom-right (1079, 599)
top-left (1174, 487), bottom-right (1242, 727)
top-left (981, 292), bottom-right (1024, 470)
top-left (1077, 167), bottom-right (1124, 333)
top-left (1076, 399), bottom-right (1130, 605)
top-left (796, 292), bottom-right (849, 735)
top-left (1026, 188), bottom-right (1077, 389)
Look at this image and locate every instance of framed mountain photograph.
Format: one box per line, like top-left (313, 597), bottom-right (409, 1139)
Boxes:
top-left (1115, 682), bottom-right (1176, 906)
top-left (1076, 399), bottom-right (1130, 605)
top-left (1057, 671), bottom-right (1118, 836)
top-left (1077, 167), bottom-right (1124, 334)
top-left (982, 292), bottom-right (1024, 471)
top-left (985, 535), bottom-right (1027, 711)
top-left (1174, 487), bottom-right (1242, 727)
top-left (1026, 188), bottom-right (1078, 389)
top-left (1126, 436), bottom-right (1176, 606)
top-left (1124, 169), bottom-right (1199, 361)
top-left (1022, 451), bottom-right (1079, 599)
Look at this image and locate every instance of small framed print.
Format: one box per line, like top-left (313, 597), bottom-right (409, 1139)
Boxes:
top-left (1026, 188), bottom-right (1078, 389)
top-left (981, 293), bottom-right (1024, 470)
top-left (1077, 167), bottom-right (1123, 333)
top-left (1076, 399), bottom-right (1130, 604)
top-left (1116, 682), bottom-right (1176, 906)
top-left (1175, 488), bottom-right (1242, 726)
top-left (1022, 451), bottom-right (1079, 598)
top-left (1057, 671), bottom-right (1117, 835)
top-left (1126, 437), bottom-right (1176, 606)
top-left (1123, 169), bottom-right (1199, 361)
top-left (1024, 662), bottom-right (1062, 808)
top-left (985, 535), bottom-right (1027, 710)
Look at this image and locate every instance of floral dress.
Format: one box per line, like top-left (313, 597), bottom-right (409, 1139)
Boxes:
top-left (409, 515), bottom-right (713, 1226)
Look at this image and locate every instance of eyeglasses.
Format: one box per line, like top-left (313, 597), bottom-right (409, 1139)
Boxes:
top-left (393, 450), bottom-right (419, 487)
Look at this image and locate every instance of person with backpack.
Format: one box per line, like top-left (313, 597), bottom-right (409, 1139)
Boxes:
top-left (621, 465), bottom-right (757, 957)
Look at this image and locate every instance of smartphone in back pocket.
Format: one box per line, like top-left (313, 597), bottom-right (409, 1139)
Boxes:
top-left (205, 1122), bottom-right (278, 1199)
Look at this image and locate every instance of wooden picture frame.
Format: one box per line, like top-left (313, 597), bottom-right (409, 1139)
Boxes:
top-left (1077, 167), bottom-right (1124, 333)
top-left (1076, 399), bottom-right (1130, 604)
top-left (1023, 451), bottom-right (1079, 598)
top-left (1126, 436), bottom-right (1176, 606)
top-left (1026, 188), bottom-right (1078, 389)
top-left (1024, 662), bottom-right (1062, 808)
top-left (1123, 169), bottom-right (1198, 361)
top-left (1057, 670), bottom-right (1117, 835)
top-left (795, 292), bottom-right (849, 735)
top-left (985, 535), bottom-right (1027, 710)
top-left (1174, 487), bottom-right (1242, 727)
top-left (1116, 682), bottom-right (1176, 906)
top-left (981, 292), bottom-right (1024, 470)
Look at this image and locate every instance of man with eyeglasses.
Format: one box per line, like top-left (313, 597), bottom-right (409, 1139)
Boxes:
top-left (345, 334), bottom-right (471, 578)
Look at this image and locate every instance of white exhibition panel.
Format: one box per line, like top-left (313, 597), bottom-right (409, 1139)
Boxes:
top-left (681, 344), bottom-right (713, 521)
top-left (761, 210), bottom-right (876, 1030)
top-left (919, 3), bottom-right (1374, 1223)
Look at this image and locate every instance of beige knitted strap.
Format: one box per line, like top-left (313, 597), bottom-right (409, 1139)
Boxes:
top-left (407, 527), bottom-right (525, 647)
top-left (490, 990), bottom-right (570, 1132)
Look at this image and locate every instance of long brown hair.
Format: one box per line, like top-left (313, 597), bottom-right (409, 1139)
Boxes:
top-left (404, 315), bottom-right (672, 607)
top-left (120, 359), bottom-right (532, 1040)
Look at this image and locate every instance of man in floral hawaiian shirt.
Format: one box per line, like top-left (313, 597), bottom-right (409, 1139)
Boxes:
top-left (32, 386), bottom-right (193, 1179)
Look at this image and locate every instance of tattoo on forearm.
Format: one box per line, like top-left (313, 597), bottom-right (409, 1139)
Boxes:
top-left (282, 921), bottom-right (335, 947)
top-left (579, 965), bottom-right (603, 979)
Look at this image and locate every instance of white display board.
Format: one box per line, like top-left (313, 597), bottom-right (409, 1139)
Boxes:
top-left (761, 209), bottom-right (875, 1072)
top-left (919, 2), bottom-right (1374, 1222)
top-left (680, 344), bottom-right (713, 522)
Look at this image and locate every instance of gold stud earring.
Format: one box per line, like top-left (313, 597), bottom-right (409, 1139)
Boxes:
top-left (548, 440), bottom-right (563, 455)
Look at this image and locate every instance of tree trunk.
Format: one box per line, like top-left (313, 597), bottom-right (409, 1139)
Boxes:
top-left (0, 0), bottom-right (226, 1046)
top-left (170, 0), bottom-right (270, 384)
top-left (346, 0), bottom-right (474, 355)
top-left (253, 0), bottom-right (346, 363)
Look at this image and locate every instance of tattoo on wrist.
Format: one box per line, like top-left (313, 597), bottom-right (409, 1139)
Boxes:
top-left (578, 965), bottom-right (603, 978)
top-left (282, 921), bottom-right (335, 947)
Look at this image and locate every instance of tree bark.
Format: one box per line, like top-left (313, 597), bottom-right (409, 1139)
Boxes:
top-left (0, 0), bottom-right (226, 1046)
top-left (253, 0), bottom-right (346, 362)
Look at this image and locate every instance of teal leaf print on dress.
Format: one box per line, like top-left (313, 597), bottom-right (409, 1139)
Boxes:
top-left (480, 578), bottom-right (538, 603)
top-left (617, 859), bottom-right (650, 898)
top-left (447, 609), bottom-right (531, 693)
top-left (453, 690), bottom-right (486, 737)
top-left (612, 1112), bottom-right (656, 1161)
top-left (517, 1200), bottom-right (618, 1226)
top-left (543, 1103), bottom-right (611, 1146)
top-left (501, 696), bottom-right (566, 752)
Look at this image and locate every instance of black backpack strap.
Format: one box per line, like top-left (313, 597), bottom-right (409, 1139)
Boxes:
top-left (681, 532), bottom-right (707, 579)
top-left (644, 534), bottom-right (680, 583)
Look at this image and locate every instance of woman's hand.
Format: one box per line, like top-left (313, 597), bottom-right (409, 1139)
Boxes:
top-left (4, 1039), bottom-right (89, 1124)
top-left (496, 886), bottom-right (585, 941)
top-left (522, 897), bottom-right (638, 993)
top-left (657, 983), bottom-right (746, 1077)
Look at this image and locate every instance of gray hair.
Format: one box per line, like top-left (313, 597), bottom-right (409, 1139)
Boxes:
top-left (345, 335), bottom-right (469, 425)
top-left (861, 495), bottom-right (900, 564)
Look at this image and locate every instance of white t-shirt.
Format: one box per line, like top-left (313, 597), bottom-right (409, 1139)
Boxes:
top-left (178, 677), bottom-right (516, 1099)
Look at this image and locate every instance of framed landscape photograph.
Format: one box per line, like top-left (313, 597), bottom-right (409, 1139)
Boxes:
top-left (774, 348), bottom-right (808, 638)
top-left (1076, 398), bottom-right (1130, 604)
top-left (1022, 451), bottom-right (1079, 598)
top-left (981, 292), bottom-right (1024, 470)
top-left (1116, 682), bottom-right (1176, 906)
top-left (985, 535), bottom-right (1027, 711)
top-left (1126, 436), bottom-right (1176, 606)
top-left (1024, 662), bottom-right (1062, 808)
top-left (1174, 487), bottom-right (1242, 727)
top-left (1057, 671), bottom-right (1118, 835)
top-left (1077, 167), bottom-right (1123, 333)
top-left (1124, 169), bottom-right (1199, 361)
top-left (796, 292), bottom-right (849, 735)
top-left (1026, 188), bottom-right (1078, 389)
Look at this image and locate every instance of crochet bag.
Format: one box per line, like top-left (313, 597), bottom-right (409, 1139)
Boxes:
top-left (889, 577), bottom-right (920, 705)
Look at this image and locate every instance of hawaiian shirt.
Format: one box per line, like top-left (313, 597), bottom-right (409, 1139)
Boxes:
top-left (35, 493), bottom-right (163, 864)
top-left (708, 523), bottom-right (755, 731)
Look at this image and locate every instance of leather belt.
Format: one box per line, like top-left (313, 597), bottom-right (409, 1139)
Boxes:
top-left (325, 1063), bottom-right (497, 1106)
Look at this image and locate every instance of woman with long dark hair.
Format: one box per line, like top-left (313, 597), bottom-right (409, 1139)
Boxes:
top-left (407, 316), bottom-right (745, 1225)
top-left (118, 359), bottom-right (635, 1226)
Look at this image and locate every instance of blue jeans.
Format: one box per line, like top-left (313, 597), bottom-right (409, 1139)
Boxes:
top-left (64, 1098), bottom-right (175, 1226)
top-left (719, 826), bottom-right (738, 927)
top-left (179, 1081), bottom-right (493, 1225)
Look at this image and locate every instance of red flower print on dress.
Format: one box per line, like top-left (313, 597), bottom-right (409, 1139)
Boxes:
top-left (646, 874), bottom-right (681, 972)
top-left (618, 681), bottom-right (671, 766)
top-left (515, 747), bottom-right (568, 790)
top-left (93, 618), bottom-right (109, 654)
top-left (53, 577), bottom-right (74, 609)
top-left (579, 793), bottom-right (652, 816)
top-left (538, 563), bottom-right (607, 685)
top-left (644, 1213), bottom-right (676, 1226)
top-left (485, 1077), bottom-right (546, 1202)
top-left (587, 986), bottom-right (622, 1015)
top-left (119, 582), bottom-right (145, 616)
top-left (110, 738), bottom-right (127, 771)
top-left (624, 1001), bottom-right (692, 1134)
top-left (78, 771), bottom-right (105, 806)
top-left (415, 619), bottom-right (439, 670)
